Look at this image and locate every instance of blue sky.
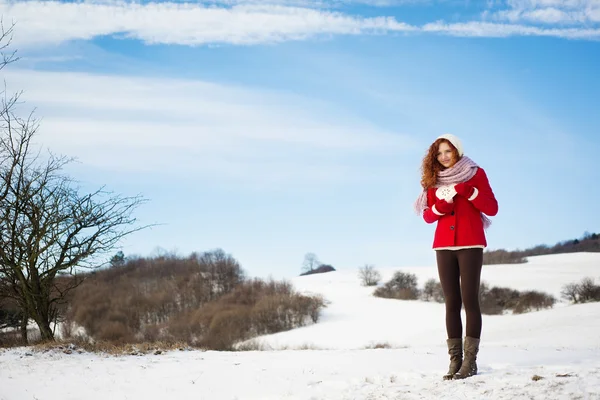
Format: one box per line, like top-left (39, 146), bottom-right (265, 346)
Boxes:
top-left (1, 0), bottom-right (599, 278)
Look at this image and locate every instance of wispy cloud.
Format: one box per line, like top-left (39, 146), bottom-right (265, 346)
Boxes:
top-left (1, 0), bottom-right (599, 47)
top-left (0, 1), bottom-right (415, 47)
top-left (487, 0), bottom-right (600, 25)
top-left (199, 0), bottom-right (432, 5)
top-left (3, 69), bottom-right (410, 184)
top-left (424, 20), bottom-right (600, 38)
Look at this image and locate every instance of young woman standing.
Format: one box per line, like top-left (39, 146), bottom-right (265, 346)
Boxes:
top-left (415, 134), bottom-right (498, 380)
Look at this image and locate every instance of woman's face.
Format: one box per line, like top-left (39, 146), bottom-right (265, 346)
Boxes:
top-left (437, 141), bottom-right (455, 169)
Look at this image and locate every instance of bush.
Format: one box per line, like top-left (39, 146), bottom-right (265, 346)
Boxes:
top-left (61, 253), bottom-right (326, 350)
top-left (560, 282), bottom-right (579, 303)
top-left (97, 323), bottom-right (133, 343)
top-left (300, 264), bottom-right (336, 276)
top-left (578, 277), bottom-right (600, 303)
top-left (358, 265), bottom-right (381, 287)
top-left (480, 281), bottom-right (555, 315)
top-left (561, 277), bottom-right (600, 304)
top-left (201, 307), bottom-right (253, 350)
top-left (65, 250), bottom-right (246, 344)
top-left (374, 271), bottom-right (420, 300)
top-left (165, 279), bottom-right (326, 350)
top-left (421, 279), bottom-right (445, 303)
top-left (512, 291), bottom-right (556, 314)
top-left (0, 306), bottom-right (21, 330)
top-left (480, 282), bottom-right (520, 315)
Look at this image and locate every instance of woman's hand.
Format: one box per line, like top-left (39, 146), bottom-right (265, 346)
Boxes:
top-left (435, 199), bottom-right (454, 214)
top-left (454, 182), bottom-right (475, 198)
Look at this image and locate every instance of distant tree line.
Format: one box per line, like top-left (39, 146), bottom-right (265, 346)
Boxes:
top-left (483, 232), bottom-right (600, 265)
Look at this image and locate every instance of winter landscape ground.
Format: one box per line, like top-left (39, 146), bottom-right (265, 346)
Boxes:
top-left (1, 252), bottom-right (599, 400)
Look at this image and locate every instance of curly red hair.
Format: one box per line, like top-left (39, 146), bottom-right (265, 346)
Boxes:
top-left (420, 138), bottom-right (461, 189)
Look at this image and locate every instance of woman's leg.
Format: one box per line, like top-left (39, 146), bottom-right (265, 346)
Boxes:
top-left (436, 250), bottom-right (462, 339)
top-left (457, 248), bottom-right (483, 339)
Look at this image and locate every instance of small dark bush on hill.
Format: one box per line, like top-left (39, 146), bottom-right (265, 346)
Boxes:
top-left (374, 271), bottom-right (420, 300)
top-left (300, 264), bottom-right (336, 276)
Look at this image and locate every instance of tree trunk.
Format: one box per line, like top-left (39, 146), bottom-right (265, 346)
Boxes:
top-left (20, 311), bottom-right (28, 344)
top-left (36, 319), bottom-right (54, 341)
top-left (32, 300), bottom-right (55, 342)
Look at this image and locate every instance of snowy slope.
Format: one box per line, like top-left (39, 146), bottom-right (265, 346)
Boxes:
top-left (1, 252), bottom-right (599, 400)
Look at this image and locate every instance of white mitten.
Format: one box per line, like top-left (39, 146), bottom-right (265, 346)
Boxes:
top-left (436, 185), bottom-right (457, 202)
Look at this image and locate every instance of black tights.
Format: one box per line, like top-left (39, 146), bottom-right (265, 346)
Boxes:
top-left (436, 248), bottom-right (483, 339)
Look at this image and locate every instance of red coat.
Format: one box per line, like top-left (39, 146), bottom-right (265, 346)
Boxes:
top-left (423, 168), bottom-right (498, 249)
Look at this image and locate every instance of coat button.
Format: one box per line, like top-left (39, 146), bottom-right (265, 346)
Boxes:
top-left (451, 211), bottom-right (455, 216)
top-left (450, 226), bottom-right (455, 230)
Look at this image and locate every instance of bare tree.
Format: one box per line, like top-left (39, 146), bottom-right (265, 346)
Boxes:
top-left (302, 252), bottom-right (320, 274)
top-left (0, 24), bottom-right (147, 342)
top-left (0, 20), bottom-right (19, 71)
top-left (358, 264), bottom-right (381, 287)
top-left (561, 282), bottom-right (579, 304)
top-left (578, 277), bottom-right (600, 303)
top-left (193, 249), bottom-right (245, 297)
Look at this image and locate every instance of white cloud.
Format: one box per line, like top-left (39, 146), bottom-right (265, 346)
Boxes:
top-left (423, 20), bottom-right (600, 38)
top-left (0, 1), bottom-right (416, 47)
top-left (490, 0), bottom-right (600, 24)
top-left (3, 69), bottom-right (410, 183)
top-left (0, 0), bottom-right (597, 47)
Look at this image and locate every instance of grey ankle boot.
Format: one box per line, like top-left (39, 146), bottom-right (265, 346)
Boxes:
top-left (453, 336), bottom-right (479, 379)
top-left (443, 338), bottom-right (462, 380)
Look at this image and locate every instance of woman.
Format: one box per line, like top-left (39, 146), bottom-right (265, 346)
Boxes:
top-left (414, 134), bottom-right (498, 380)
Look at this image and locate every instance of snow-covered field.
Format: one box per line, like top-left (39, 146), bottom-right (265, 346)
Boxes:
top-left (1, 253), bottom-right (600, 400)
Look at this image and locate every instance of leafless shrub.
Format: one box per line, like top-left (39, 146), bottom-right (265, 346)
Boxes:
top-left (513, 291), bottom-right (556, 314)
top-left (421, 278), bottom-right (444, 303)
top-left (0, 330), bottom-right (27, 348)
top-left (235, 339), bottom-right (269, 351)
top-left (165, 278), bottom-right (325, 350)
top-left (373, 271), bottom-right (420, 300)
top-left (561, 282), bottom-right (579, 303)
top-left (65, 250), bottom-right (247, 345)
top-left (480, 281), bottom-right (555, 315)
top-left (201, 307), bottom-right (253, 350)
top-left (578, 277), bottom-right (600, 303)
top-left (479, 282), bottom-right (520, 315)
top-left (364, 342), bottom-right (392, 349)
top-left (96, 321), bottom-right (135, 344)
top-left (561, 277), bottom-right (600, 304)
top-left (358, 264), bottom-right (381, 287)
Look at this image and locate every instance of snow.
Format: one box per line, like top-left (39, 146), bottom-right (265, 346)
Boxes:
top-left (1, 252), bottom-right (600, 399)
